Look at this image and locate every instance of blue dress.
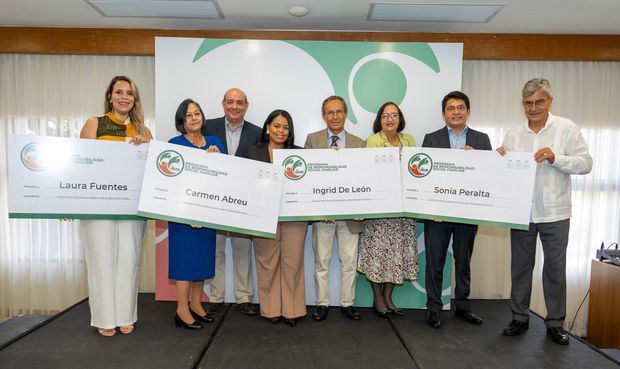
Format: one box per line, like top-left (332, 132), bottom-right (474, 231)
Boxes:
top-left (167, 134), bottom-right (227, 281)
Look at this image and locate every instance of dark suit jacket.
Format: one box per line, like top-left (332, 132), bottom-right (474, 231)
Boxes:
top-left (422, 126), bottom-right (492, 150)
top-left (238, 143), bottom-right (302, 164)
top-left (421, 125), bottom-right (491, 229)
top-left (203, 116), bottom-right (262, 157)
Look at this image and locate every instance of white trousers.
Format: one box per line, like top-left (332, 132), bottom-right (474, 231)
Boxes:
top-left (208, 232), bottom-right (254, 303)
top-left (81, 220), bottom-right (146, 329)
top-left (312, 221), bottom-right (359, 307)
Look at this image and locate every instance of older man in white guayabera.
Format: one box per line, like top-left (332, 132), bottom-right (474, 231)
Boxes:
top-left (497, 78), bottom-right (592, 346)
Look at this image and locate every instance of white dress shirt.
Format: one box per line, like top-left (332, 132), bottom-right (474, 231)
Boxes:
top-left (502, 112), bottom-right (592, 223)
top-left (225, 118), bottom-right (244, 156)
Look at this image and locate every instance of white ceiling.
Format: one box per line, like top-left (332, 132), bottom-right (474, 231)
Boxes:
top-left (2, 0), bottom-right (620, 34)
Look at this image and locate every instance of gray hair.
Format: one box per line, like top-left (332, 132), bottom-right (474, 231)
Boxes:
top-left (522, 78), bottom-right (553, 99)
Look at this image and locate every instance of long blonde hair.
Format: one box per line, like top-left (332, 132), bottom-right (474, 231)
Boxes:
top-left (104, 75), bottom-right (148, 136)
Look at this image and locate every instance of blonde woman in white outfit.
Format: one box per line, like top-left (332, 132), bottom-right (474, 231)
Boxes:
top-left (79, 76), bottom-right (152, 337)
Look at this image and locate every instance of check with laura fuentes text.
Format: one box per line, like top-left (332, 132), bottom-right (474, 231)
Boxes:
top-left (8, 134), bottom-right (147, 219)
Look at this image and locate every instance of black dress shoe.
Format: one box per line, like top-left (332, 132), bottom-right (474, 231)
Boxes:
top-left (206, 302), bottom-right (222, 313)
top-left (190, 309), bottom-right (214, 323)
top-left (503, 320), bottom-right (529, 336)
top-left (389, 307), bottom-right (405, 317)
top-left (455, 310), bottom-right (483, 325)
top-left (284, 318), bottom-right (297, 327)
top-left (239, 303), bottom-right (257, 315)
top-left (264, 316), bottom-right (281, 325)
top-left (312, 306), bottom-right (329, 321)
top-left (547, 327), bottom-right (570, 345)
top-left (373, 306), bottom-right (391, 319)
top-left (340, 306), bottom-right (361, 320)
top-left (174, 314), bottom-right (203, 330)
top-left (426, 311), bottom-right (441, 328)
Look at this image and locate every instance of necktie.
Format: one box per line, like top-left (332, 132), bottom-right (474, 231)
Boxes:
top-left (330, 135), bottom-right (339, 148)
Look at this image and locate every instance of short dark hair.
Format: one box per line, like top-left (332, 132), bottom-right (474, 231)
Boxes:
top-left (441, 91), bottom-right (470, 113)
top-left (261, 109), bottom-right (296, 148)
top-left (372, 102), bottom-right (406, 134)
top-left (174, 98), bottom-right (205, 134)
top-left (321, 96), bottom-right (348, 115)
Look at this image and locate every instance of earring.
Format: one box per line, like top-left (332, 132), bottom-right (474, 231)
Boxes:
top-left (266, 130), bottom-right (270, 134)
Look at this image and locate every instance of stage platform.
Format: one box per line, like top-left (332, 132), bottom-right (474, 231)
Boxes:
top-left (0, 294), bottom-right (617, 369)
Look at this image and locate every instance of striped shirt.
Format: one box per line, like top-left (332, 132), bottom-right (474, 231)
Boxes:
top-left (96, 112), bottom-right (136, 141)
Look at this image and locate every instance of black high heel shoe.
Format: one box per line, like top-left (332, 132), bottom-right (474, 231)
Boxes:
top-left (373, 306), bottom-right (392, 318)
top-left (265, 316), bottom-right (281, 325)
top-left (283, 318), bottom-right (297, 327)
top-left (174, 313), bottom-right (203, 330)
top-left (190, 309), bottom-right (214, 323)
top-left (388, 307), bottom-right (405, 317)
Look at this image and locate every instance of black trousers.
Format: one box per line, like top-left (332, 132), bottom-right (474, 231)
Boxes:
top-left (424, 221), bottom-right (478, 312)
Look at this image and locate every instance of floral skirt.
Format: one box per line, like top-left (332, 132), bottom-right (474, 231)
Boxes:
top-left (357, 218), bottom-right (419, 284)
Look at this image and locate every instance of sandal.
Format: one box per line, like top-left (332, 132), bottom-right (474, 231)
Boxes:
top-left (98, 328), bottom-right (116, 337)
top-left (119, 325), bottom-right (134, 334)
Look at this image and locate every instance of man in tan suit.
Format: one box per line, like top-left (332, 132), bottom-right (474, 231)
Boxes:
top-left (304, 95), bottom-right (365, 322)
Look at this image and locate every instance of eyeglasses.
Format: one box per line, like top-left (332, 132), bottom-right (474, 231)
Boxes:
top-left (325, 110), bottom-right (344, 118)
top-left (523, 98), bottom-right (548, 109)
top-left (381, 113), bottom-right (399, 121)
top-left (445, 105), bottom-right (467, 113)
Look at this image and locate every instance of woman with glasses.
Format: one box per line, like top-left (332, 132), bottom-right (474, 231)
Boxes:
top-left (357, 101), bottom-right (419, 318)
top-left (167, 98), bottom-right (226, 330)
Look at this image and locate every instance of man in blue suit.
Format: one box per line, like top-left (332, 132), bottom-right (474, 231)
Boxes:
top-left (422, 91), bottom-right (492, 329)
top-left (203, 88), bottom-right (261, 315)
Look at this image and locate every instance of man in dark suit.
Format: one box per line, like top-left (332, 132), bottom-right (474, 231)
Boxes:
top-left (203, 88), bottom-right (261, 316)
top-left (422, 91), bottom-right (492, 329)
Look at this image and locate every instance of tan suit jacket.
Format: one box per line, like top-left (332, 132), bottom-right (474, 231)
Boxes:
top-left (304, 128), bottom-right (365, 233)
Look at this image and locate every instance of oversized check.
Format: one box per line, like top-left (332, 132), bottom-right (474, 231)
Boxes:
top-left (273, 147), bottom-right (402, 221)
top-left (8, 134), bottom-right (147, 219)
top-left (401, 147), bottom-right (536, 229)
top-left (137, 140), bottom-right (282, 238)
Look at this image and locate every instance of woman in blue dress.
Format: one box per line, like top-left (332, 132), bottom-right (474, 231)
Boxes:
top-left (168, 98), bottom-right (226, 330)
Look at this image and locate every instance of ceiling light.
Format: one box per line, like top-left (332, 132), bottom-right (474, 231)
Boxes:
top-left (86, 0), bottom-right (223, 19)
top-left (288, 6), bottom-right (310, 17)
top-left (368, 3), bottom-right (504, 23)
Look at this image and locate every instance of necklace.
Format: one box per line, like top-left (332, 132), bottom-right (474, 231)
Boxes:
top-left (184, 134), bottom-right (205, 148)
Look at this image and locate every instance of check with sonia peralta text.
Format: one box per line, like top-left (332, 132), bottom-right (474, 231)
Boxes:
top-left (137, 140), bottom-right (283, 238)
top-left (401, 147), bottom-right (536, 230)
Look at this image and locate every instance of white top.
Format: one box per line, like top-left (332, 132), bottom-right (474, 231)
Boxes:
top-left (502, 112), bottom-right (592, 223)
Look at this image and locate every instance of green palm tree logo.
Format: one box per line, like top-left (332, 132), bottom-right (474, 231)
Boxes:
top-left (282, 155), bottom-right (307, 180)
top-left (156, 150), bottom-right (185, 177)
top-left (408, 153), bottom-right (432, 178)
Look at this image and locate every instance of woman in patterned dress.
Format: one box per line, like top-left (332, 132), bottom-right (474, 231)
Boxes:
top-left (358, 101), bottom-right (419, 317)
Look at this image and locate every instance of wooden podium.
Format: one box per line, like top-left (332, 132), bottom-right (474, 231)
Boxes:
top-left (587, 259), bottom-right (620, 348)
